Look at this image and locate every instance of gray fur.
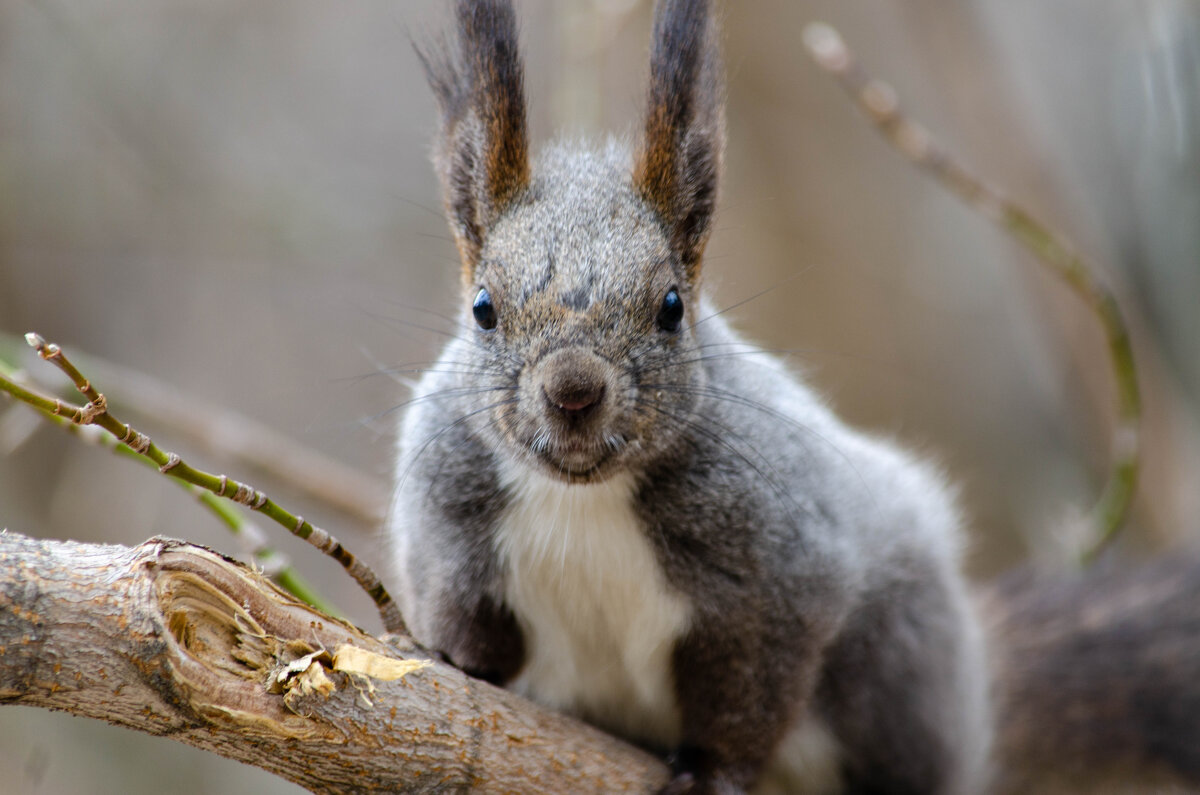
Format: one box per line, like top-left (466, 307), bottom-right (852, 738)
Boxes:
top-left (389, 2), bottom-right (989, 793)
top-left (985, 557), bottom-right (1200, 794)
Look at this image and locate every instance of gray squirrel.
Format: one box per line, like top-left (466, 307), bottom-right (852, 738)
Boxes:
top-left (388, 1), bottom-right (1200, 793)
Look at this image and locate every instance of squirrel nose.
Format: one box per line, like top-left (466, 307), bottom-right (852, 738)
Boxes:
top-left (539, 348), bottom-right (610, 423)
top-left (544, 381), bottom-right (606, 418)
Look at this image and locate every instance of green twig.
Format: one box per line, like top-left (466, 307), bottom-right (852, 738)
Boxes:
top-left (1, 335), bottom-right (406, 633)
top-left (801, 23), bottom-right (1141, 564)
top-left (0, 370), bottom-right (337, 615)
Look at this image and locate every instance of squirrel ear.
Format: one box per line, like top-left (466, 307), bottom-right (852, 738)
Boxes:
top-left (420, 0), bottom-right (530, 278)
top-left (634, 0), bottom-right (725, 283)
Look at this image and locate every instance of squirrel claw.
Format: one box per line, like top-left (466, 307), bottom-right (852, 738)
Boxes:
top-left (658, 771), bottom-right (695, 795)
top-left (659, 771), bottom-right (745, 795)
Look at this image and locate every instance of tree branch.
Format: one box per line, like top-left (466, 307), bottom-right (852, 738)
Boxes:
top-left (1, 333), bottom-right (405, 634)
top-left (0, 530), bottom-right (667, 794)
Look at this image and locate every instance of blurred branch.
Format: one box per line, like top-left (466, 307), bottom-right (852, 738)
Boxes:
top-left (0, 331), bottom-right (388, 526)
top-left (802, 23), bottom-right (1142, 564)
top-left (86, 354), bottom-right (389, 526)
top-left (0, 333), bottom-right (405, 634)
top-left (0, 531), bottom-right (665, 793)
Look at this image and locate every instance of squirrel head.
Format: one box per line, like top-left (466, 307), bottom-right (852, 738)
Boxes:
top-left (419, 0), bottom-right (724, 484)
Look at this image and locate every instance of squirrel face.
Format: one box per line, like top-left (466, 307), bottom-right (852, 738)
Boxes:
top-left (419, 0), bottom-right (723, 484)
top-left (465, 143), bottom-right (706, 484)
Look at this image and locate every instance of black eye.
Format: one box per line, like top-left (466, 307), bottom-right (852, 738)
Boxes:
top-left (657, 287), bottom-right (683, 333)
top-left (473, 287), bottom-right (497, 330)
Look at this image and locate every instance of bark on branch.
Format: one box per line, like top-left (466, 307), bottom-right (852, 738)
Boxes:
top-left (0, 531), bottom-right (667, 793)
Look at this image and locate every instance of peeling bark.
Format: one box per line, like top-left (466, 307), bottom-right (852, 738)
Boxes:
top-left (0, 531), bottom-right (667, 793)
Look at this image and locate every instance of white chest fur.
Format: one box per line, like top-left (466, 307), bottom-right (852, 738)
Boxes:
top-left (494, 461), bottom-right (693, 747)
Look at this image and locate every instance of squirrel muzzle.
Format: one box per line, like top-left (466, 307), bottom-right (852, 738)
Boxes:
top-left (524, 346), bottom-right (625, 477)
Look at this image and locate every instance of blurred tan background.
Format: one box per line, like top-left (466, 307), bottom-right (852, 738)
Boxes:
top-left (2, 1), bottom-right (1198, 792)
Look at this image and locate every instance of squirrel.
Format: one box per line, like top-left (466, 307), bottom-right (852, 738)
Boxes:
top-left (388, 1), bottom-right (1200, 793)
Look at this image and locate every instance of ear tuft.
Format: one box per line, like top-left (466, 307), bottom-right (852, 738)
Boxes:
top-left (634, 0), bottom-right (725, 283)
top-left (418, 0), bottom-right (530, 276)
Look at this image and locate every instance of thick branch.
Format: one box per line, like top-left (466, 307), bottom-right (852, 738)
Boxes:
top-left (0, 531), bottom-right (667, 793)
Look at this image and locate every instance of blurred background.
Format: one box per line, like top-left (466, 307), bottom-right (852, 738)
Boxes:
top-left (2, 1), bottom-right (1198, 792)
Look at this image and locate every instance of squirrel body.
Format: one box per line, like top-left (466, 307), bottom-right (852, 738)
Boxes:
top-left (390, 2), bottom-right (1200, 792)
top-left (392, 281), bottom-right (992, 791)
top-left (390, 133), bottom-right (990, 792)
top-left (389, 2), bottom-right (982, 792)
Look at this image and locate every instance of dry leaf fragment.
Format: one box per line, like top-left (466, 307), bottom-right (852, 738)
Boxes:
top-left (331, 645), bottom-right (432, 681)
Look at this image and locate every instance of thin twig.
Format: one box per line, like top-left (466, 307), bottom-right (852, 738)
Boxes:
top-left (801, 23), bottom-right (1141, 564)
top-left (0, 359), bottom-right (334, 612)
top-left (1, 334), bottom-right (406, 634)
